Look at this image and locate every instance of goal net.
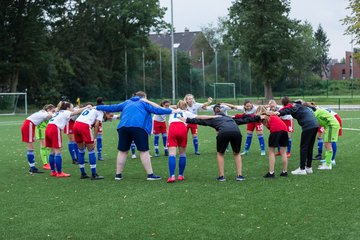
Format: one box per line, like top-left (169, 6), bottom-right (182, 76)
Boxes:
top-left (0, 93), bottom-right (27, 115)
top-left (212, 83), bottom-right (236, 99)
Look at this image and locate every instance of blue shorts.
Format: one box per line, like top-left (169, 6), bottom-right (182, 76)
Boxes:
top-left (117, 127), bottom-right (149, 151)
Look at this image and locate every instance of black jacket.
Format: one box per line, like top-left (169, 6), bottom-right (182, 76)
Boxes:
top-left (186, 113), bottom-right (261, 134)
top-left (279, 103), bottom-right (319, 131)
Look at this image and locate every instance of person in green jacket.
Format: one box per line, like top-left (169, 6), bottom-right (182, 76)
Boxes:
top-left (305, 102), bottom-right (340, 170)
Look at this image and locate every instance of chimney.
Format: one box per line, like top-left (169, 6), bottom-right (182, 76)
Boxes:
top-left (184, 27), bottom-right (189, 33)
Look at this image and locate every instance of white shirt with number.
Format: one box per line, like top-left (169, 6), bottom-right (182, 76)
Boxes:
top-left (169, 110), bottom-right (196, 125)
top-left (48, 110), bottom-right (72, 130)
top-left (76, 108), bottom-right (104, 126)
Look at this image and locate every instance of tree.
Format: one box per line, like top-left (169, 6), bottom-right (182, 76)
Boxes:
top-left (225, 0), bottom-right (297, 99)
top-left (343, 0), bottom-right (360, 61)
top-left (312, 25), bottom-right (330, 79)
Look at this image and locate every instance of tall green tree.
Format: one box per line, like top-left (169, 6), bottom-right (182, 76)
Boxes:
top-left (343, 0), bottom-right (360, 60)
top-left (225, 0), bottom-right (297, 99)
top-left (312, 25), bottom-right (330, 78)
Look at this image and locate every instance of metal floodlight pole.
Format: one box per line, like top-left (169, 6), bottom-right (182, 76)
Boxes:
top-left (159, 48), bottom-right (163, 99)
top-left (171, 0), bottom-right (176, 103)
top-left (202, 50), bottom-right (206, 98)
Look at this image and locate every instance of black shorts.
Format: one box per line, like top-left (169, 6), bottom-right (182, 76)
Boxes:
top-left (216, 131), bottom-right (242, 154)
top-left (117, 127), bottom-right (149, 151)
top-left (268, 131), bottom-right (289, 148)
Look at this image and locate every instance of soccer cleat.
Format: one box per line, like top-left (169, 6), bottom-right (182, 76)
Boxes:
top-left (72, 159), bottom-right (79, 165)
top-left (98, 158), bottom-right (104, 161)
top-left (147, 173), bottom-right (161, 181)
top-left (50, 171), bottom-right (57, 177)
top-left (240, 150), bottom-right (248, 156)
top-left (261, 150), bottom-right (266, 156)
top-left (155, 153), bottom-right (159, 157)
top-left (195, 152), bottom-right (200, 155)
top-left (164, 150), bottom-right (169, 156)
top-left (286, 152), bottom-right (291, 158)
top-left (263, 172), bottom-right (275, 178)
top-left (80, 173), bottom-right (90, 179)
top-left (291, 167), bottom-right (307, 175)
top-left (236, 175), bottom-right (245, 181)
top-left (280, 171), bottom-right (288, 177)
top-left (115, 173), bottom-right (122, 181)
top-left (29, 168), bottom-right (44, 174)
top-left (167, 176), bottom-right (176, 183)
top-left (56, 172), bottom-right (71, 178)
top-left (91, 174), bottom-right (104, 180)
top-left (275, 152), bottom-right (281, 156)
top-left (131, 154), bottom-right (136, 159)
top-left (320, 159), bottom-right (336, 165)
top-left (313, 154), bottom-right (322, 160)
top-left (318, 163), bottom-right (332, 170)
top-left (305, 167), bottom-right (313, 174)
top-left (217, 176), bottom-right (226, 182)
top-left (177, 175), bottom-right (185, 181)
top-left (42, 163), bottom-right (51, 170)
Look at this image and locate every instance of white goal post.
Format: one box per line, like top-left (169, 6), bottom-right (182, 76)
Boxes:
top-left (212, 83), bottom-right (236, 99)
top-left (0, 92), bottom-right (28, 115)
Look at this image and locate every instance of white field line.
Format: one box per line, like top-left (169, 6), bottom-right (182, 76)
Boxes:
top-left (0, 121), bottom-right (23, 126)
top-left (343, 128), bottom-right (360, 131)
top-left (342, 118), bottom-right (360, 120)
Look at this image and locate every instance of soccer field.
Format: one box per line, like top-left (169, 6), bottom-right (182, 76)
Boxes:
top-left (1, 111), bottom-right (360, 240)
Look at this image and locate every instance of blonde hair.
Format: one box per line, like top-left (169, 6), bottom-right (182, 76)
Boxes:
top-left (177, 100), bottom-right (187, 110)
top-left (256, 105), bottom-right (268, 115)
top-left (268, 99), bottom-right (277, 105)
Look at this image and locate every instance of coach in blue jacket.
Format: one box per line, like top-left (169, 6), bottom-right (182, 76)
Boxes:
top-left (96, 91), bottom-right (173, 181)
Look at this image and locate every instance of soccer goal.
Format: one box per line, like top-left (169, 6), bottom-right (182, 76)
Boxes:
top-left (212, 83), bottom-right (236, 99)
top-left (0, 92), bottom-right (28, 115)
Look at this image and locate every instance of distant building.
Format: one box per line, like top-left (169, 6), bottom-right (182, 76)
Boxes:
top-left (149, 29), bottom-right (213, 68)
top-left (329, 51), bottom-right (360, 80)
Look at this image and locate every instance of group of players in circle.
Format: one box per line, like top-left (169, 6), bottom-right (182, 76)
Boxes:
top-left (21, 91), bottom-right (342, 182)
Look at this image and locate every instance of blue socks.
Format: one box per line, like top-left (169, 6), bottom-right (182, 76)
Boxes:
top-left (258, 134), bottom-right (265, 151)
top-left (317, 137), bottom-right (323, 155)
top-left (89, 150), bottom-right (97, 176)
top-left (245, 133), bottom-right (253, 151)
top-left (78, 148), bottom-right (86, 174)
top-left (287, 138), bottom-right (292, 153)
top-left (193, 136), bottom-right (199, 153)
top-left (179, 154), bottom-right (186, 176)
top-left (332, 142), bottom-right (337, 160)
top-left (154, 134), bottom-right (160, 155)
top-left (49, 153), bottom-right (55, 171)
top-left (168, 155), bottom-right (176, 177)
top-left (162, 134), bottom-right (168, 149)
top-left (27, 150), bottom-right (35, 170)
top-left (97, 135), bottom-right (102, 160)
top-left (55, 153), bottom-right (62, 173)
top-left (131, 142), bottom-right (136, 155)
top-left (68, 142), bottom-right (77, 161)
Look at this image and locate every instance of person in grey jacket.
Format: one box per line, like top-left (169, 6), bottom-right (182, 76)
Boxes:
top-left (276, 99), bottom-right (319, 175)
top-left (185, 104), bottom-right (262, 181)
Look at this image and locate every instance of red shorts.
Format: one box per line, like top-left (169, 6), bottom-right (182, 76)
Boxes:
top-left (74, 122), bottom-right (94, 144)
top-left (167, 122), bottom-right (188, 148)
top-left (45, 124), bottom-right (62, 148)
top-left (187, 123), bottom-right (198, 135)
top-left (246, 122), bottom-right (263, 132)
top-left (334, 114), bottom-right (342, 136)
top-left (64, 119), bottom-right (75, 134)
top-left (318, 126), bottom-right (325, 133)
top-left (21, 119), bottom-right (35, 143)
top-left (281, 119), bottom-right (294, 133)
top-left (153, 120), bottom-right (167, 134)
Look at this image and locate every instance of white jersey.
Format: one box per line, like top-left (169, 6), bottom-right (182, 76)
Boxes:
top-left (168, 110), bottom-right (196, 125)
top-left (205, 104), bottom-right (231, 115)
top-left (236, 105), bottom-right (257, 115)
top-left (27, 110), bottom-right (50, 126)
top-left (186, 102), bottom-right (203, 114)
top-left (48, 110), bottom-right (72, 130)
top-left (153, 114), bottom-right (166, 122)
top-left (76, 108), bottom-right (104, 126)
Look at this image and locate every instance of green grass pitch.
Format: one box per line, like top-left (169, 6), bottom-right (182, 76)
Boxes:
top-left (0, 111), bottom-right (360, 239)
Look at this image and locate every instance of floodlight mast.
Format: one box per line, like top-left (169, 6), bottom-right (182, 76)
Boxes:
top-left (171, 0), bottom-right (176, 104)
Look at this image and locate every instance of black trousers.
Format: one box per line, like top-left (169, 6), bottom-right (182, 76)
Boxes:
top-left (299, 127), bottom-right (318, 169)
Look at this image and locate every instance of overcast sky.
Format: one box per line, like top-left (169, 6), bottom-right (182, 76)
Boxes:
top-left (159, 0), bottom-right (352, 60)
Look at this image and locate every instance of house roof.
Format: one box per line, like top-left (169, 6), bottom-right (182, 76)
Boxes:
top-left (149, 31), bottom-right (202, 52)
